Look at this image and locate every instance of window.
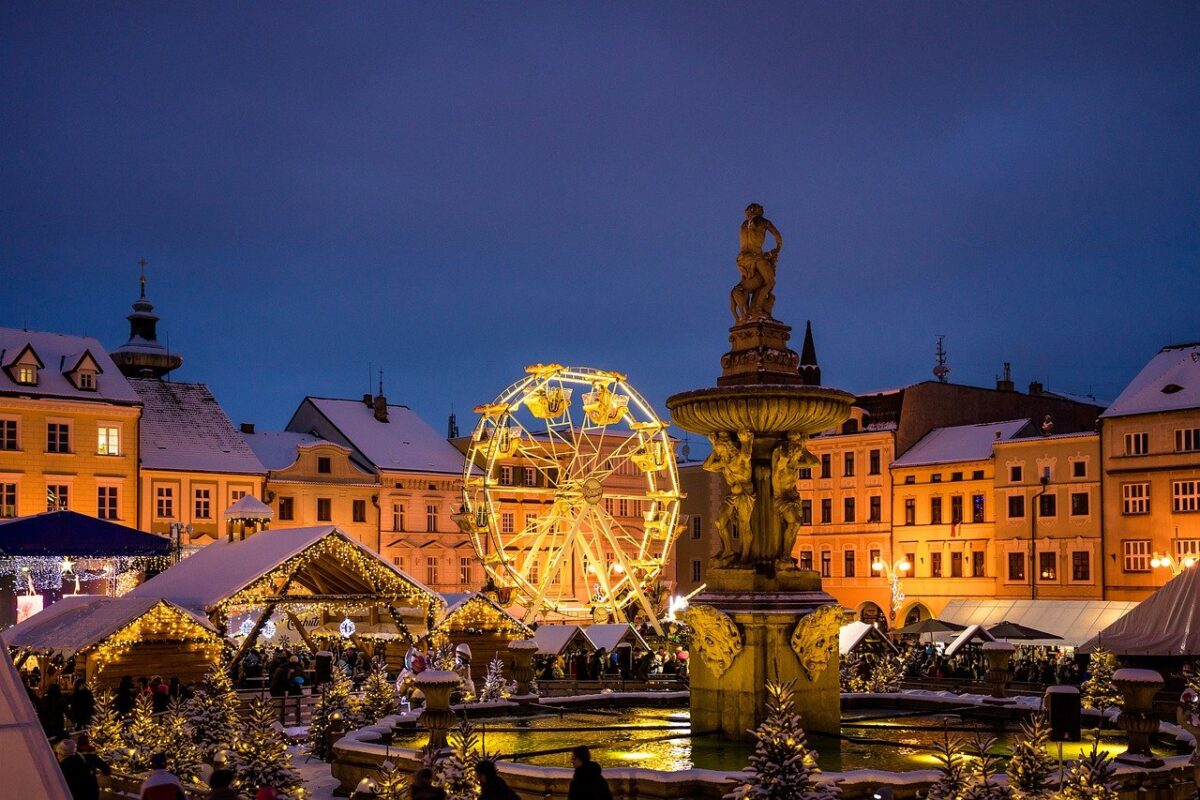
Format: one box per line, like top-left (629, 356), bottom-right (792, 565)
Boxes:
top-left (691, 560), bottom-right (702, 583)
top-left (1122, 483), bottom-right (1150, 515)
top-left (1038, 494), bottom-right (1056, 518)
top-left (392, 503), bottom-right (405, 531)
top-left (317, 457), bottom-right (331, 474)
top-left (1123, 540), bottom-right (1151, 572)
top-left (156, 487), bottom-right (174, 519)
top-left (529, 559), bottom-right (539, 585)
top-left (844, 549), bottom-right (856, 577)
top-left (426, 556), bottom-right (439, 585)
top-left (799, 550), bottom-right (813, 570)
top-left (950, 472), bottom-right (963, 482)
top-left (77, 371), bottom-right (95, 390)
top-left (97, 486), bottom-right (118, 520)
top-left (94, 425), bottom-right (119, 456)
top-left (0, 483), bottom-right (15, 517)
top-left (1072, 461), bottom-right (1087, 478)
top-left (47, 484), bottom-right (69, 511)
top-left (1177, 539), bottom-right (1200, 561)
top-left (869, 495), bottom-right (881, 522)
top-left (524, 512), bottom-right (538, 531)
top-left (972, 494), bottom-right (985, 523)
top-left (549, 561), bottom-right (560, 585)
top-left (316, 498), bottom-right (332, 521)
top-left (0, 419), bottom-right (16, 450)
top-left (691, 515), bottom-right (702, 539)
top-left (820, 498), bottom-right (832, 524)
top-left (1010, 465), bottom-right (1023, 483)
top-left (844, 452), bottom-right (855, 477)
top-left (1006, 495), bottom-right (1025, 520)
top-left (501, 512), bottom-right (514, 533)
top-left (1072, 551), bottom-right (1091, 582)
top-left (15, 364), bottom-right (36, 385)
top-left (500, 465), bottom-right (513, 485)
top-left (798, 468), bottom-right (812, 480)
top-left (951, 496), bottom-right (963, 524)
top-left (800, 499), bottom-right (812, 525)
top-left (522, 467), bottom-right (536, 487)
top-left (279, 496), bottom-right (294, 521)
top-left (1177, 428), bottom-right (1200, 453)
top-left (972, 470), bottom-right (984, 481)
top-left (391, 556), bottom-right (405, 569)
top-left (230, 490), bottom-right (246, 504)
top-left (904, 498), bottom-right (915, 525)
top-left (820, 549), bottom-right (832, 578)
top-left (352, 499), bottom-right (367, 523)
top-left (869, 449), bottom-right (881, 475)
top-left (618, 498), bottom-right (628, 517)
top-left (930, 552), bottom-right (943, 577)
top-left (458, 558), bottom-right (472, 585)
top-left (1173, 481), bottom-right (1200, 513)
top-left (426, 503), bottom-right (438, 531)
top-left (904, 475), bottom-right (916, 484)
top-left (930, 497), bottom-right (942, 524)
top-left (1008, 552), bottom-right (1026, 581)
top-left (820, 454), bottom-right (831, 479)
top-left (931, 474), bottom-right (942, 483)
top-left (1124, 432), bottom-right (1149, 456)
top-left (951, 551), bottom-right (963, 578)
top-left (972, 551), bottom-right (985, 578)
top-left (1070, 492), bottom-right (1089, 516)
top-left (194, 488), bottom-right (212, 519)
top-left (46, 423), bottom-right (70, 453)
top-left (870, 549), bottom-right (881, 575)
top-left (604, 497), bottom-right (613, 515)
top-left (843, 497), bottom-right (855, 523)
top-left (1039, 552), bottom-right (1057, 581)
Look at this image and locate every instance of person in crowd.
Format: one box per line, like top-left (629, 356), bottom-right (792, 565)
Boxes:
top-left (70, 678), bottom-right (96, 729)
top-left (207, 768), bottom-right (241, 800)
top-left (475, 760), bottom-right (519, 800)
top-left (150, 676), bottom-right (170, 713)
top-left (139, 752), bottom-right (185, 800)
top-left (57, 737), bottom-right (103, 800)
top-left (40, 682), bottom-right (70, 739)
top-left (568, 745), bottom-right (613, 800)
top-left (115, 676), bottom-right (136, 716)
top-left (410, 767), bottom-right (446, 800)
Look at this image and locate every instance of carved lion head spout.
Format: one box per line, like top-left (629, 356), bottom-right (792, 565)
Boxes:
top-left (790, 605), bottom-right (841, 682)
top-left (682, 605), bottom-right (743, 677)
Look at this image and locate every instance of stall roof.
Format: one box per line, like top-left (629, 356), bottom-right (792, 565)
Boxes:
top-left (840, 621), bottom-right (899, 656)
top-left (944, 624), bottom-right (996, 657)
top-left (1080, 567), bottom-right (1200, 655)
top-left (0, 645), bottom-right (70, 799)
top-left (1, 595), bottom-right (215, 656)
top-left (435, 592), bottom-right (532, 635)
top-left (531, 624), bottom-right (595, 656)
top-left (0, 510), bottom-right (173, 557)
top-left (583, 623), bottom-right (649, 653)
top-left (939, 599), bottom-right (1139, 647)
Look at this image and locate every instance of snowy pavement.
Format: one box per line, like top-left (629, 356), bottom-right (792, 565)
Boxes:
top-left (290, 745), bottom-right (340, 800)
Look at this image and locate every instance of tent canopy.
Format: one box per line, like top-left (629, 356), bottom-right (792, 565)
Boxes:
top-left (1080, 567), bottom-right (1200, 655)
top-left (0, 646), bottom-right (70, 798)
top-left (531, 624), bottom-right (595, 656)
top-left (940, 599), bottom-right (1139, 647)
top-left (0, 510), bottom-right (172, 557)
top-left (584, 623), bottom-right (649, 653)
top-left (841, 621), bottom-right (900, 656)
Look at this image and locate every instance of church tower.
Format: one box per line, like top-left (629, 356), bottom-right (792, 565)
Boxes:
top-left (798, 319), bottom-right (821, 386)
top-left (110, 259), bottom-right (183, 379)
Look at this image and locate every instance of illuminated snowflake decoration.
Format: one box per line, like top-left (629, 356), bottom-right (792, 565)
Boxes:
top-left (339, 617), bottom-right (356, 638)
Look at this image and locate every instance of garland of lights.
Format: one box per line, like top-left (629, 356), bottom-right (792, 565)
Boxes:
top-left (0, 555), bottom-right (170, 595)
top-left (433, 597), bottom-right (532, 637)
top-left (63, 602), bottom-right (225, 678)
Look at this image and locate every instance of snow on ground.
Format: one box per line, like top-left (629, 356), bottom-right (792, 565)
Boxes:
top-left (290, 745), bottom-right (340, 800)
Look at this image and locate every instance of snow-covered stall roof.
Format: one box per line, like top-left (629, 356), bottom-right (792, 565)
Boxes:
top-left (944, 624), bottom-right (996, 657)
top-left (1079, 567), bottom-right (1200, 655)
top-left (224, 494), bottom-right (274, 520)
top-left (939, 599), bottom-right (1139, 647)
top-left (0, 327), bottom-right (140, 405)
top-left (434, 592), bottom-right (532, 635)
top-left (531, 624), bottom-right (595, 656)
top-left (891, 419), bottom-right (1034, 467)
top-left (1, 595), bottom-right (215, 656)
top-left (131, 378), bottom-right (266, 474)
top-left (1101, 342), bottom-right (1200, 419)
top-left (840, 621), bottom-right (899, 656)
top-left (127, 525), bottom-right (440, 615)
top-left (583, 623), bottom-right (649, 653)
top-left (0, 645), bottom-right (70, 798)
top-left (295, 397), bottom-right (465, 474)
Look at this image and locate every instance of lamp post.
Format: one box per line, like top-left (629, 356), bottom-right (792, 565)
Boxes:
top-left (1150, 553), bottom-right (1197, 577)
top-left (1030, 471), bottom-right (1049, 601)
top-left (870, 556), bottom-right (912, 624)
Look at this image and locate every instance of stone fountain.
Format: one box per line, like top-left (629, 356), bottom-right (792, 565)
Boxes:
top-left (667, 203), bottom-right (854, 739)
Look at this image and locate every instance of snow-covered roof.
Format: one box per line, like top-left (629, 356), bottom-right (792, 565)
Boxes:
top-left (0, 595), bottom-right (215, 655)
top-left (241, 429), bottom-right (332, 471)
top-left (295, 397), bottom-right (465, 474)
top-left (0, 327), bottom-right (140, 404)
top-left (943, 623), bottom-right (996, 657)
top-left (1100, 343), bottom-right (1200, 419)
top-left (435, 592), bottom-right (532, 634)
top-left (127, 525), bottom-right (439, 614)
top-left (224, 494), bottom-right (274, 520)
top-left (131, 379), bottom-right (266, 474)
top-left (891, 419), bottom-right (1034, 467)
top-left (0, 646), bottom-right (70, 798)
top-left (583, 623), bottom-right (649, 653)
top-left (839, 621), bottom-right (899, 655)
top-left (531, 624), bottom-right (595, 655)
top-left (939, 599), bottom-right (1139, 647)
top-left (1080, 567), bottom-right (1200, 655)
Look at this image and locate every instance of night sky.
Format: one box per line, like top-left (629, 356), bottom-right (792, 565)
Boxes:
top-left (2, 3), bottom-right (1197, 438)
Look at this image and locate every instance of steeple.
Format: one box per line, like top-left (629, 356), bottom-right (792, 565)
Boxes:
top-left (798, 320), bottom-right (821, 386)
top-left (110, 258), bottom-right (183, 379)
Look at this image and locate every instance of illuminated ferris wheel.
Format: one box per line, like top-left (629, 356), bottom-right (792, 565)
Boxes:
top-left (458, 364), bottom-right (682, 633)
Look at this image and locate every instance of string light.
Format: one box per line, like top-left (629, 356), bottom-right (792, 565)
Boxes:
top-left (339, 618), bottom-right (356, 638)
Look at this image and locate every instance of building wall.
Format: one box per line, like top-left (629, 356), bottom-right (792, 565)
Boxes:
top-left (378, 472), bottom-right (470, 595)
top-left (0, 396), bottom-right (139, 523)
top-left (1101, 410), bottom-right (1200, 601)
top-left (140, 470), bottom-right (264, 542)
top-left (674, 462), bottom-right (723, 597)
top-left (993, 433), bottom-right (1102, 601)
top-left (264, 443), bottom-right (380, 550)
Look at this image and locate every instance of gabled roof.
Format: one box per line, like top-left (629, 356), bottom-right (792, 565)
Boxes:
top-left (0, 647), bottom-right (71, 798)
top-left (224, 494), bottom-right (274, 520)
top-left (531, 624), bottom-right (595, 656)
top-left (1080, 567), bottom-right (1200, 655)
top-left (435, 592), bottom-right (532, 635)
top-left (292, 397), bottom-right (465, 474)
top-left (61, 348), bottom-right (103, 376)
top-left (0, 596), bottom-right (216, 655)
top-left (1101, 343), bottom-right (1200, 419)
top-left (0, 327), bottom-right (140, 403)
top-left (0, 511), bottom-right (172, 557)
top-left (839, 621), bottom-right (899, 655)
top-left (891, 419), bottom-right (1034, 467)
top-left (130, 378), bottom-right (266, 474)
top-left (242, 429), bottom-right (353, 472)
top-left (583, 623), bottom-right (649, 653)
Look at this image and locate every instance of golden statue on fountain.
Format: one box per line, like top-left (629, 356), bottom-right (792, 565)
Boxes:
top-left (731, 202), bottom-right (783, 324)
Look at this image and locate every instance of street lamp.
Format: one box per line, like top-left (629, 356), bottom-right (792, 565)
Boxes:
top-left (1151, 553), bottom-right (1197, 576)
top-left (1030, 469), bottom-right (1050, 600)
top-left (870, 557), bottom-right (912, 622)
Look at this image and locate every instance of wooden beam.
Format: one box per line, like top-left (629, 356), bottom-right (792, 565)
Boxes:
top-left (285, 610), bottom-right (319, 653)
top-left (228, 602), bottom-right (277, 673)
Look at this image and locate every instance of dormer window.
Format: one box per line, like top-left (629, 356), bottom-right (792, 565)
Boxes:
top-left (5, 344), bottom-right (44, 386)
top-left (63, 351), bottom-right (102, 392)
top-left (15, 364), bottom-right (36, 385)
top-left (77, 370), bottom-right (96, 390)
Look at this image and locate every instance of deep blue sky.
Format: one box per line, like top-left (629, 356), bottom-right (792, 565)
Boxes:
top-left (2, 3), bottom-right (1197, 436)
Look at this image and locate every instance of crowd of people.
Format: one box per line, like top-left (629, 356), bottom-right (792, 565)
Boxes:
top-left (899, 642), bottom-right (1086, 685)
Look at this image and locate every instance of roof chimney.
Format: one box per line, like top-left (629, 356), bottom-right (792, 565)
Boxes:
top-left (1028, 381), bottom-right (1043, 396)
top-left (996, 362), bottom-right (1014, 392)
top-left (363, 393), bottom-right (373, 407)
top-left (373, 394), bottom-right (389, 423)
top-left (240, 422), bottom-right (255, 434)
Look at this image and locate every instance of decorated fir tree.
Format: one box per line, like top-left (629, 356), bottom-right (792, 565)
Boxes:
top-left (839, 651), bottom-right (865, 693)
top-left (926, 727), bottom-right (969, 800)
top-left (185, 664), bottom-right (241, 758)
top-left (865, 651), bottom-right (904, 693)
top-left (479, 657), bottom-right (508, 702)
top-left (959, 732), bottom-right (1009, 800)
top-left (724, 680), bottom-right (838, 800)
top-left (87, 689), bottom-right (127, 765)
top-left (1081, 647), bottom-right (1122, 711)
top-left (360, 659), bottom-right (398, 724)
top-left (1007, 714), bottom-right (1055, 800)
top-left (159, 697), bottom-right (205, 783)
top-left (1056, 740), bottom-right (1119, 800)
top-left (123, 692), bottom-right (165, 773)
top-left (307, 666), bottom-right (357, 759)
top-left (235, 698), bottom-right (305, 800)
top-left (375, 759), bottom-right (408, 800)
top-left (435, 715), bottom-right (482, 800)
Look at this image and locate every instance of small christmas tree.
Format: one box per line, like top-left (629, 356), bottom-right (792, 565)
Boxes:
top-left (185, 664), bottom-right (241, 758)
top-left (124, 693), bottom-right (165, 773)
top-left (926, 726), bottom-right (969, 800)
top-left (479, 657), bottom-right (508, 702)
top-left (959, 732), bottom-right (1008, 800)
top-left (308, 667), bottom-right (357, 759)
top-left (360, 659), bottom-right (398, 724)
top-left (1081, 647), bottom-right (1122, 711)
top-left (1056, 740), bottom-right (1119, 800)
top-left (1007, 714), bottom-right (1054, 800)
top-left (159, 697), bottom-right (204, 783)
top-left (724, 680), bottom-right (838, 800)
top-left (865, 651), bottom-right (903, 693)
top-left (839, 651), bottom-right (866, 693)
top-left (435, 714), bottom-right (482, 800)
top-left (86, 689), bottom-right (126, 765)
top-left (375, 759), bottom-right (408, 800)
top-left (235, 698), bottom-right (305, 800)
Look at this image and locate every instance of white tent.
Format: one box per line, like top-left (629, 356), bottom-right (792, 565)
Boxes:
top-left (1080, 567), bottom-right (1200, 655)
top-left (0, 645), bottom-right (71, 798)
top-left (531, 625), bottom-right (594, 656)
top-left (939, 599), bottom-right (1139, 647)
top-left (944, 623), bottom-right (996, 657)
top-left (583, 623), bottom-right (649, 653)
top-left (840, 621), bottom-right (899, 656)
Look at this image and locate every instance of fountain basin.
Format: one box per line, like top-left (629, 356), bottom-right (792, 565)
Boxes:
top-left (666, 385), bottom-right (855, 436)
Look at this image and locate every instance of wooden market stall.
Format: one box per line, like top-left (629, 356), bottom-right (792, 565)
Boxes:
top-left (531, 624), bottom-right (596, 678)
top-left (1, 595), bottom-right (222, 687)
top-left (430, 592), bottom-right (533, 683)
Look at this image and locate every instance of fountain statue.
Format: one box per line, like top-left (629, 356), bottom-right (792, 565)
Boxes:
top-left (667, 204), bottom-right (854, 739)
